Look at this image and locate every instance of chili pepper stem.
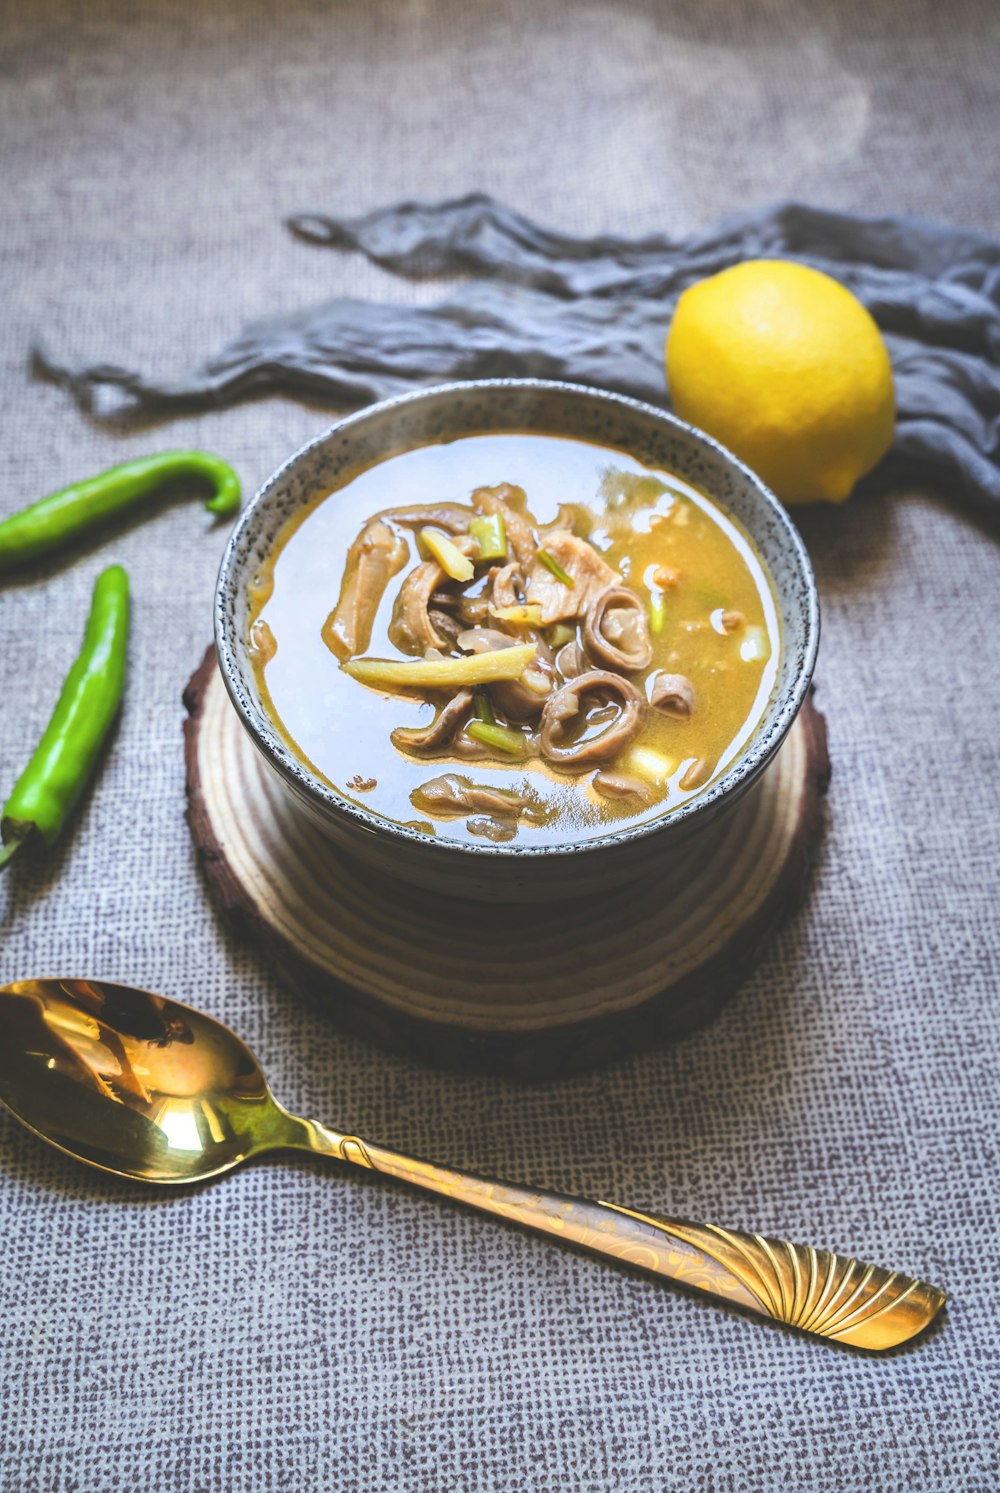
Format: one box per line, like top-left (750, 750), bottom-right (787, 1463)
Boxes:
top-left (0, 835), bottom-right (26, 871)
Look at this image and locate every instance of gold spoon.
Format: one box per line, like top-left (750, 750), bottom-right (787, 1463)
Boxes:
top-left (0, 978), bottom-right (945, 1351)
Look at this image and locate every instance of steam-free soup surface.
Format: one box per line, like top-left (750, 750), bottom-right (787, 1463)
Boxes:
top-left (249, 434), bottom-right (779, 847)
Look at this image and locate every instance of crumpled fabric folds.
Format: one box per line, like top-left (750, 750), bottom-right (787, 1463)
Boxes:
top-left (33, 195), bottom-right (1000, 514)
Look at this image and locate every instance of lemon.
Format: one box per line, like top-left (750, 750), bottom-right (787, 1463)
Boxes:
top-left (666, 260), bottom-right (895, 504)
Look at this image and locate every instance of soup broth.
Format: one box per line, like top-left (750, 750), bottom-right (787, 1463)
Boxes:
top-left (248, 433), bottom-right (780, 847)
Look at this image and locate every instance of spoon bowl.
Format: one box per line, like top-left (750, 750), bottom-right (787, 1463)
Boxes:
top-left (0, 978), bottom-right (303, 1183)
top-left (0, 978), bottom-right (946, 1352)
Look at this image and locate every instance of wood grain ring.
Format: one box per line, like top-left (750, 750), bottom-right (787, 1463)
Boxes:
top-left (184, 648), bottom-right (830, 1078)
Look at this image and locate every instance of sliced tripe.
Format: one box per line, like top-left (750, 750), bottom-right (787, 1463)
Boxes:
top-left (389, 559), bottom-right (449, 655)
top-left (410, 773), bottom-right (534, 819)
top-left (524, 531), bottom-right (619, 624)
top-left (390, 689), bottom-right (474, 752)
top-left (322, 518), bottom-right (409, 661)
top-left (592, 770), bottom-right (655, 804)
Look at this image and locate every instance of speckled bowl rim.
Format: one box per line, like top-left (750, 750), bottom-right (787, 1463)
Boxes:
top-left (215, 379), bottom-right (820, 861)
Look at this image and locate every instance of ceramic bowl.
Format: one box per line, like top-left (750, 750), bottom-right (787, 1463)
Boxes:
top-left (215, 379), bottom-right (819, 902)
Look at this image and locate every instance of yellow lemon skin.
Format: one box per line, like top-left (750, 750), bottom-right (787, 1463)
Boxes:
top-left (666, 260), bottom-right (895, 504)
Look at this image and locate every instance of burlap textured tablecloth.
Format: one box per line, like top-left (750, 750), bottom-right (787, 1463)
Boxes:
top-left (1, 3), bottom-right (998, 1489)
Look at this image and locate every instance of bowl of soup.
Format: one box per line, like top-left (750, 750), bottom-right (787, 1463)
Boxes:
top-left (216, 380), bottom-right (818, 901)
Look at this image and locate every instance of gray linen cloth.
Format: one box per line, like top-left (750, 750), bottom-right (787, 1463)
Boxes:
top-left (36, 197), bottom-right (1000, 516)
top-left (1, 1), bottom-right (999, 1490)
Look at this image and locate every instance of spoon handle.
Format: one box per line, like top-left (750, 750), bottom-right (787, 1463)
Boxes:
top-left (307, 1127), bottom-right (945, 1351)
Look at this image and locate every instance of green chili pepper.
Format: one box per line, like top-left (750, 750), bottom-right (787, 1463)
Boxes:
top-left (0, 451), bottom-right (240, 571)
top-left (469, 513), bottom-right (508, 562)
top-left (0, 565), bottom-right (130, 869)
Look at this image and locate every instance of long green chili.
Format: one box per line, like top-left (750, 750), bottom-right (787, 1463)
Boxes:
top-left (0, 565), bottom-right (130, 869)
top-left (0, 451), bottom-right (240, 571)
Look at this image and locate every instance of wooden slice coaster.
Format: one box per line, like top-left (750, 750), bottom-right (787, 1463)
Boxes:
top-left (184, 649), bottom-right (829, 1079)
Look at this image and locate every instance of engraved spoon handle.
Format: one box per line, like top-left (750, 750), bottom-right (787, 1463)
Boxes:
top-left (301, 1126), bottom-right (945, 1351)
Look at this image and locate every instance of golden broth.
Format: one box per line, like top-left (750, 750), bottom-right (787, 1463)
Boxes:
top-left (249, 433), bottom-right (780, 847)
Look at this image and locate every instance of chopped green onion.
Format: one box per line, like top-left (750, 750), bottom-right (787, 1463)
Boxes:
top-left (649, 593), bottom-right (667, 635)
top-left (466, 721), bottom-right (526, 756)
top-left (469, 513), bottom-right (508, 562)
top-left (546, 622), bottom-right (575, 650)
top-left (473, 688), bottom-right (495, 725)
top-left (536, 548), bottom-right (574, 587)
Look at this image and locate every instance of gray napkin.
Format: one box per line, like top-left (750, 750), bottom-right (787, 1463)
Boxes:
top-left (34, 197), bottom-right (1000, 515)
